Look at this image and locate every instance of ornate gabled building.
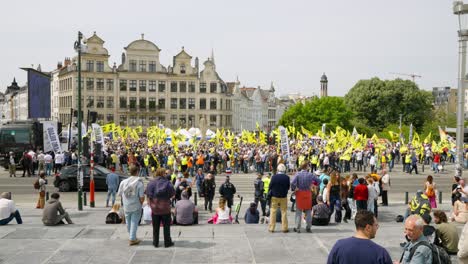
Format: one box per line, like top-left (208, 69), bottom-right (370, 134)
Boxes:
top-left (56, 32), bottom-right (232, 130)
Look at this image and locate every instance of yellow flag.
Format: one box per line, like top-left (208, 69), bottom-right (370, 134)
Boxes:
top-left (424, 132), bottom-right (432, 144)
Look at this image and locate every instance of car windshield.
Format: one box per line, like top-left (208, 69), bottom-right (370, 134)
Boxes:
top-left (61, 165), bottom-right (77, 174)
top-left (96, 166), bottom-right (111, 174)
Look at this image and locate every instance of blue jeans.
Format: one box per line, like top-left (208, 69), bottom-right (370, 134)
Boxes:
top-left (0, 210), bottom-right (22, 225)
top-left (45, 163), bottom-right (53, 176)
top-left (125, 209), bottom-right (142, 241)
top-left (138, 167), bottom-right (147, 178)
top-left (122, 164), bottom-right (128, 175)
top-left (106, 188), bottom-right (116, 206)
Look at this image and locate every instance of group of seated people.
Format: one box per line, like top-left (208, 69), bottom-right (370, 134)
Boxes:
top-left (0, 191), bottom-right (73, 226)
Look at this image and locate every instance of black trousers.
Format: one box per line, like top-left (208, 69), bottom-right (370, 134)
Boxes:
top-left (356, 200), bottom-right (367, 211)
top-left (382, 190), bottom-right (388, 206)
top-left (343, 201), bottom-right (351, 220)
top-left (254, 196), bottom-right (267, 216)
top-left (312, 218), bottom-right (329, 226)
top-left (152, 214), bottom-right (172, 247)
top-left (204, 195), bottom-right (214, 211)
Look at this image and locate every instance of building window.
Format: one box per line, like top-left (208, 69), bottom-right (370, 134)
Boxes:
top-left (86, 78), bottom-right (94, 90)
top-left (220, 99), bottom-right (223, 110)
top-left (149, 116), bottom-right (157, 125)
top-left (226, 99), bottom-right (232, 110)
top-left (179, 116), bottom-right (186, 127)
top-left (139, 116), bottom-right (146, 126)
top-left (158, 81), bottom-right (166, 92)
top-left (96, 96), bottom-right (104, 108)
top-left (210, 98), bottom-right (217, 110)
top-left (107, 79), bottom-right (114, 91)
top-left (200, 82), bottom-right (206, 93)
top-left (97, 78), bottom-right (104, 90)
top-left (139, 80), bottom-right (146, 92)
top-left (180, 64), bottom-right (186, 74)
top-left (149, 61), bottom-right (156, 72)
top-left (226, 115), bottom-right (232, 126)
top-left (180, 81), bottom-right (187, 93)
top-left (179, 98), bottom-right (186, 109)
top-left (119, 97), bottom-right (127, 108)
top-left (210, 115), bottom-right (217, 126)
top-left (87, 96), bottom-right (94, 108)
top-left (119, 115), bottom-right (127, 126)
top-left (107, 97), bottom-right (114, 108)
top-left (86, 60), bottom-right (94, 72)
top-left (119, 79), bottom-right (127, 91)
top-left (199, 98), bottom-right (206, 110)
top-left (210, 83), bottom-right (217, 93)
top-left (159, 116), bottom-right (166, 125)
top-left (171, 98), bottom-right (177, 109)
top-left (107, 114), bottom-right (114, 122)
top-left (220, 83), bottom-right (227, 93)
top-left (171, 115), bottom-right (177, 126)
top-left (171, 82), bottom-right (177, 92)
top-left (129, 80), bottom-right (137, 92)
top-left (130, 115), bottom-right (137, 126)
top-left (139, 60), bottom-right (146, 72)
top-left (158, 99), bottom-right (165, 109)
top-left (188, 115), bottom-right (195, 127)
top-left (129, 60), bottom-right (137, 72)
top-left (189, 82), bottom-right (195, 93)
top-left (149, 80), bottom-right (156, 91)
top-left (129, 97), bottom-right (137, 109)
top-left (139, 98), bottom-right (146, 109)
top-left (96, 61), bottom-right (104, 72)
top-left (149, 98), bottom-right (156, 109)
top-left (188, 98), bottom-right (195, 109)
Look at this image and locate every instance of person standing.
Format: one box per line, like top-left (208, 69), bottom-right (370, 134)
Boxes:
top-left (20, 151), bottom-right (31, 177)
top-left (0, 192), bottom-right (22, 225)
top-left (219, 176), bottom-right (236, 210)
top-left (195, 168), bottom-right (205, 198)
top-left (8, 152), bottom-right (16, 177)
top-left (117, 165), bottom-right (145, 246)
top-left (381, 170), bottom-right (390, 206)
top-left (409, 154), bottom-right (419, 175)
top-left (146, 168), bottom-right (175, 248)
top-left (44, 152), bottom-right (53, 176)
top-left (35, 172), bottom-right (47, 209)
top-left (327, 211), bottom-right (392, 264)
top-left (201, 173), bottom-right (216, 212)
top-left (254, 173), bottom-right (267, 219)
top-left (106, 167), bottom-right (120, 207)
top-left (354, 178), bottom-right (368, 211)
top-left (326, 172), bottom-right (342, 224)
top-left (425, 175), bottom-right (437, 209)
top-left (268, 163), bottom-right (290, 233)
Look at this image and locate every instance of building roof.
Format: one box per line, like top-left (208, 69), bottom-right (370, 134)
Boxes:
top-left (321, 72), bottom-right (328, 82)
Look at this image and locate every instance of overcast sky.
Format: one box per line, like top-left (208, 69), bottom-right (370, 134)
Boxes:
top-left (0, 0), bottom-right (459, 96)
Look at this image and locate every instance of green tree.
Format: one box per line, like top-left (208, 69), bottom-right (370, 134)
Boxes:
top-left (344, 78), bottom-right (433, 131)
top-left (278, 96), bottom-right (354, 132)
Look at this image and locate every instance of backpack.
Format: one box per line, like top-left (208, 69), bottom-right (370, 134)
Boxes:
top-left (33, 179), bottom-right (40, 190)
top-left (105, 212), bottom-right (122, 224)
top-left (410, 195), bottom-right (431, 216)
top-left (426, 185), bottom-right (435, 198)
top-left (403, 240), bottom-right (451, 264)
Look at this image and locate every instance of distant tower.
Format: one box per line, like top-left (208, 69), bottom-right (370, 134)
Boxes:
top-left (320, 73), bottom-right (328, 97)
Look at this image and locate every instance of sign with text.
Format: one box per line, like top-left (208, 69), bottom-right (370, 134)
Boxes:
top-left (43, 122), bottom-right (62, 154)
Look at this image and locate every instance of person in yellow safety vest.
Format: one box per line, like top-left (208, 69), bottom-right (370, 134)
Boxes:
top-left (181, 153), bottom-right (188, 173)
top-left (405, 153), bottom-right (411, 173)
top-left (298, 154), bottom-right (305, 169)
top-left (262, 173), bottom-right (271, 213)
top-left (311, 154), bottom-right (319, 172)
top-left (167, 154), bottom-right (174, 170)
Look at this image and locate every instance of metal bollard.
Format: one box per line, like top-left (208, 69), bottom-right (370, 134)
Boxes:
top-left (439, 191), bottom-right (442, 204)
top-left (194, 192), bottom-right (198, 205)
top-left (83, 192), bottom-right (87, 206)
top-left (422, 163), bottom-right (424, 173)
top-left (46, 191), bottom-right (49, 201)
top-left (405, 192), bottom-right (409, 205)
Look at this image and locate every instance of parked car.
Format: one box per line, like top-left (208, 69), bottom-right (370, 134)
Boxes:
top-left (54, 164), bottom-right (127, 192)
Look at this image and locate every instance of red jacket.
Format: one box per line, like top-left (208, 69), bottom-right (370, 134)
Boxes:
top-left (354, 184), bottom-right (368, 201)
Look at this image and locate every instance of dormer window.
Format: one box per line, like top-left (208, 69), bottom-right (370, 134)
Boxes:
top-left (180, 64), bottom-right (186, 74)
top-left (129, 60), bottom-right (137, 72)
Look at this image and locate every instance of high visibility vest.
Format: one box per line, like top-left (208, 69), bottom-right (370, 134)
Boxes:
top-left (262, 177), bottom-right (271, 195)
top-left (181, 157), bottom-right (188, 166)
top-left (168, 156), bottom-right (174, 166)
top-left (405, 155), bottom-right (411, 164)
top-left (144, 156), bottom-right (149, 166)
top-left (311, 155), bottom-right (318, 165)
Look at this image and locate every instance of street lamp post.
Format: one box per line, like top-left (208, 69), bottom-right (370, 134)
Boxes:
top-left (74, 32), bottom-right (84, 210)
top-left (454, 1), bottom-right (468, 176)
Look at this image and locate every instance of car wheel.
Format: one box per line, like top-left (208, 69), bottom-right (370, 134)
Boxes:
top-left (58, 181), bottom-right (71, 192)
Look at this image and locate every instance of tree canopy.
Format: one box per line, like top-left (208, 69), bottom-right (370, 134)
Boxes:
top-left (278, 96), bottom-right (353, 132)
top-left (344, 78), bottom-right (433, 131)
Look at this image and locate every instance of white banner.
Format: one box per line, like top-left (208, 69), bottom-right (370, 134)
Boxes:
top-left (91, 123), bottom-right (104, 147)
top-left (279, 126), bottom-right (290, 160)
top-left (43, 122), bottom-right (62, 154)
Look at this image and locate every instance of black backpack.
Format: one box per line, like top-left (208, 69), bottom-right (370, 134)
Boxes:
top-left (400, 240), bottom-right (451, 264)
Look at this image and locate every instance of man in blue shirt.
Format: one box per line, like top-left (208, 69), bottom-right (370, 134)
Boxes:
top-left (396, 215), bottom-right (432, 264)
top-left (268, 163), bottom-right (290, 233)
top-left (327, 210), bottom-right (392, 264)
top-left (106, 167), bottom-right (120, 207)
top-left (117, 165), bottom-right (145, 246)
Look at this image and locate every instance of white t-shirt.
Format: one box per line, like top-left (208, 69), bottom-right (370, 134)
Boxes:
top-left (55, 153), bottom-right (64, 164)
top-left (44, 154), bottom-right (53, 164)
top-left (0, 198), bottom-right (16, 220)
